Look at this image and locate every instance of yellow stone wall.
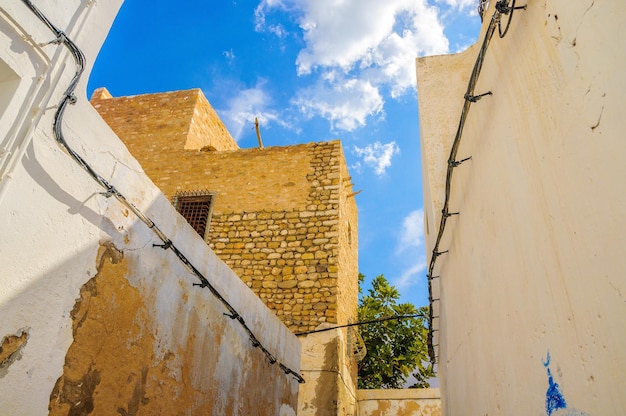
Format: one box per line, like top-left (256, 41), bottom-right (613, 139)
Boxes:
top-left (357, 389), bottom-right (441, 416)
top-left (207, 142), bottom-right (357, 333)
top-left (337, 145), bottom-right (359, 330)
top-left (91, 90), bottom-right (359, 334)
top-left (91, 87), bottom-right (238, 154)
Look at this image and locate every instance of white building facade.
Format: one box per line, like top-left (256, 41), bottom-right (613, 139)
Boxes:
top-left (417, 1), bottom-right (626, 414)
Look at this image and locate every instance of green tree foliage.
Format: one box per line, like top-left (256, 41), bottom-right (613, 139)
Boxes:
top-left (357, 273), bottom-right (435, 389)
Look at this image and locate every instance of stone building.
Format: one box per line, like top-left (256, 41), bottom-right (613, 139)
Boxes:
top-left (90, 87), bottom-right (360, 336)
top-left (89, 83), bottom-right (445, 416)
top-left (417, 1), bottom-right (626, 415)
top-left (91, 87), bottom-right (364, 414)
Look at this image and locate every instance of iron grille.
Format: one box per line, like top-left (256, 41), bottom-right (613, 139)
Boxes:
top-left (173, 191), bottom-right (214, 239)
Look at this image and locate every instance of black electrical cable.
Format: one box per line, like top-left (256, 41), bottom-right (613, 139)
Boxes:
top-left (294, 313), bottom-right (427, 336)
top-left (497, 0), bottom-right (526, 38)
top-left (425, 0), bottom-right (524, 365)
top-left (21, 0), bottom-right (304, 385)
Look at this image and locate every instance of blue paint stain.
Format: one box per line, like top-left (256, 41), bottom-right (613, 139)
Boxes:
top-left (543, 351), bottom-right (568, 416)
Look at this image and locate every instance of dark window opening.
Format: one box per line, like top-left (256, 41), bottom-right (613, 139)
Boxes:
top-left (173, 191), bottom-right (214, 239)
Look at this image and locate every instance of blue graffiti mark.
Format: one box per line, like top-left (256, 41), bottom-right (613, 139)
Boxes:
top-left (543, 351), bottom-right (568, 415)
top-left (543, 351), bottom-right (592, 416)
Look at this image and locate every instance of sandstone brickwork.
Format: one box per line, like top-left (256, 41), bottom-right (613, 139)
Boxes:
top-left (91, 87), bottom-right (238, 154)
top-left (207, 142), bottom-right (358, 333)
top-left (91, 89), bottom-right (359, 334)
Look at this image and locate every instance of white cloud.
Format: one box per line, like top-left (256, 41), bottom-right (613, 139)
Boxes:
top-left (219, 82), bottom-right (290, 141)
top-left (353, 141), bottom-right (400, 175)
top-left (294, 0), bottom-right (448, 76)
top-left (350, 161), bottom-right (362, 174)
top-left (293, 77), bottom-right (383, 131)
top-left (254, 0), bottom-right (292, 33)
top-left (398, 209), bottom-right (424, 251)
top-left (394, 259), bottom-right (428, 290)
top-left (435, 0), bottom-right (476, 11)
top-left (393, 209), bottom-right (427, 289)
top-left (253, 0), bottom-right (449, 130)
top-left (268, 24), bottom-right (288, 38)
top-left (257, 0), bottom-right (449, 100)
top-left (254, 4), bottom-right (266, 31)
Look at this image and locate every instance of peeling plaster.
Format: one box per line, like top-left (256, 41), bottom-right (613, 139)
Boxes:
top-left (0, 328), bottom-right (29, 378)
top-left (49, 243), bottom-right (157, 415)
top-left (47, 241), bottom-right (299, 415)
top-left (357, 389), bottom-right (442, 416)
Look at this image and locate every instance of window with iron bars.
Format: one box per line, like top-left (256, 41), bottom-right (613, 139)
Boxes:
top-left (172, 190), bottom-right (215, 239)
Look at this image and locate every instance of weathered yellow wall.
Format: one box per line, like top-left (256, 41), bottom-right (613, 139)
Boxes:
top-left (298, 327), bottom-right (358, 416)
top-left (337, 145), bottom-right (359, 334)
top-left (357, 389), bottom-right (441, 416)
top-left (91, 87), bottom-right (238, 154)
top-left (417, 0), bottom-right (626, 415)
top-left (49, 238), bottom-right (300, 416)
top-left (187, 89), bottom-right (239, 151)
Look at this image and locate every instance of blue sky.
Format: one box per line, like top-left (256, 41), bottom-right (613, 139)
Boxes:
top-left (87, 0), bottom-right (481, 306)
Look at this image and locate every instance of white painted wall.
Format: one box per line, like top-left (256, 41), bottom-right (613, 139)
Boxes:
top-left (417, 0), bottom-right (626, 415)
top-left (0, 1), bottom-right (300, 414)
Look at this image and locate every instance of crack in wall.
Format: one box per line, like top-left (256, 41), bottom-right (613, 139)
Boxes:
top-left (590, 102), bottom-right (604, 131)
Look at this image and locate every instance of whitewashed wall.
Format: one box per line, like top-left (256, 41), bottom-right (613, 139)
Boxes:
top-left (417, 0), bottom-right (626, 415)
top-left (0, 1), bottom-right (300, 414)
